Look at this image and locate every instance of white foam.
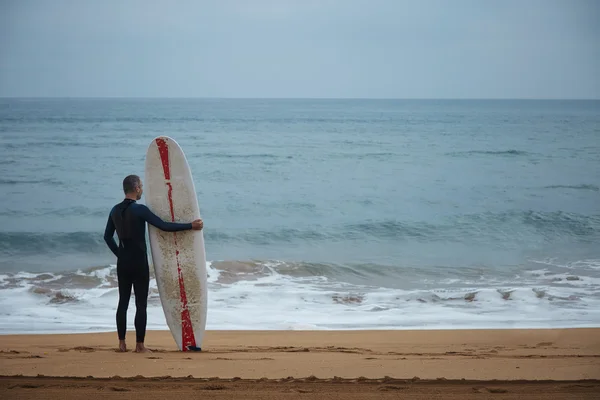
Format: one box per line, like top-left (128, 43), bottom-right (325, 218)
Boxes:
top-left (530, 258), bottom-right (600, 271)
top-left (1, 262), bottom-right (600, 335)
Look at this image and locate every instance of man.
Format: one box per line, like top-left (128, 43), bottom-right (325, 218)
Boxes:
top-left (104, 174), bottom-right (203, 353)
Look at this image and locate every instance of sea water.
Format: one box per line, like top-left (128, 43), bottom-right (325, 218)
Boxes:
top-left (1, 98), bottom-right (599, 333)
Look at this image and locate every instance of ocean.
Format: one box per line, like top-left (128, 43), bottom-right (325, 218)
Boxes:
top-left (1, 98), bottom-right (599, 334)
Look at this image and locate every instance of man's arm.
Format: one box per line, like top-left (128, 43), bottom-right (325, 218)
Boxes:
top-left (103, 213), bottom-right (119, 257)
top-left (135, 204), bottom-right (194, 232)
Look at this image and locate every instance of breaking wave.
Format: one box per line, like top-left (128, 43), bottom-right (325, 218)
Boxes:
top-left (1, 258), bottom-right (599, 333)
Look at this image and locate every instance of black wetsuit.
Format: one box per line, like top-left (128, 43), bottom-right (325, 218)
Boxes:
top-left (104, 199), bottom-right (192, 343)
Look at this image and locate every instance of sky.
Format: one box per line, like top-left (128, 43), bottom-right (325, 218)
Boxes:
top-left (0, 0), bottom-right (598, 98)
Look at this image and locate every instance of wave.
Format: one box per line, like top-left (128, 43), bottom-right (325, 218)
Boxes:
top-left (543, 184), bottom-right (599, 192)
top-left (0, 116), bottom-right (376, 124)
top-left (199, 151), bottom-right (399, 162)
top-left (446, 149), bottom-right (531, 157)
top-left (0, 207), bottom-right (107, 218)
top-left (0, 231), bottom-right (107, 256)
top-left (1, 116), bottom-right (176, 124)
top-left (248, 211), bottom-right (600, 243)
top-left (1, 259), bottom-right (599, 333)
top-left (201, 152), bottom-right (282, 159)
top-left (2, 259), bottom-right (599, 298)
top-left (1, 211), bottom-right (598, 257)
top-left (3, 258), bottom-right (600, 293)
top-left (326, 151), bottom-right (399, 160)
top-left (518, 211), bottom-right (600, 238)
top-left (5, 141), bottom-right (113, 149)
top-left (0, 178), bottom-right (63, 185)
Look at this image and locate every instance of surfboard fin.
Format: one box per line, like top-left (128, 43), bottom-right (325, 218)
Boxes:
top-left (186, 345), bottom-right (202, 352)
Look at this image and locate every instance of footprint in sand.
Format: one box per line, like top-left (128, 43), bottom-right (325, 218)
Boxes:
top-left (378, 385), bottom-right (409, 391)
top-left (9, 384), bottom-right (42, 389)
top-left (73, 346), bottom-right (95, 352)
top-left (109, 387), bottom-right (130, 392)
top-left (280, 388), bottom-right (313, 393)
top-left (536, 342), bottom-right (554, 347)
top-left (196, 384), bottom-right (226, 391)
top-left (473, 387), bottom-right (508, 394)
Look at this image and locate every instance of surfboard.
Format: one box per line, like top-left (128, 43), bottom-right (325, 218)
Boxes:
top-left (144, 136), bottom-right (207, 352)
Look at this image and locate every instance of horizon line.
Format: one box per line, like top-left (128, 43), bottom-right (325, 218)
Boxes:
top-left (1, 96), bottom-right (599, 101)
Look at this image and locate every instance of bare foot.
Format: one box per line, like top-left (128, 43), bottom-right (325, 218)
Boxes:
top-left (118, 340), bottom-right (127, 352)
top-left (135, 343), bottom-right (152, 353)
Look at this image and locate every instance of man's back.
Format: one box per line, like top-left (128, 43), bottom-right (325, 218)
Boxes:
top-left (104, 199), bottom-right (192, 265)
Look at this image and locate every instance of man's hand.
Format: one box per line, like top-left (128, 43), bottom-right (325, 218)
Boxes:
top-left (192, 219), bottom-right (204, 230)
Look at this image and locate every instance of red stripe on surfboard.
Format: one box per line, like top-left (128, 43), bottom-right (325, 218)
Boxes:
top-left (156, 138), bottom-right (197, 351)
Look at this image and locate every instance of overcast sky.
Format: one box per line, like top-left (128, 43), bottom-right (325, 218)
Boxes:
top-left (1, 0), bottom-right (598, 98)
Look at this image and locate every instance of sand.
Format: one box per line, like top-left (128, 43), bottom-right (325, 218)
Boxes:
top-left (1, 328), bottom-right (599, 399)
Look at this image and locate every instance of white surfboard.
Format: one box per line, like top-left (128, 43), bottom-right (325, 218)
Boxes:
top-left (144, 136), bottom-right (207, 351)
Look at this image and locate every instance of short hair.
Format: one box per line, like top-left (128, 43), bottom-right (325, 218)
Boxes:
top-left (123, 175), bottom-right (141, 194)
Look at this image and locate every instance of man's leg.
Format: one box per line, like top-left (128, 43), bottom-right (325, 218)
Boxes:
top-left (116, 265), bottom-right (133, 352)
top-left (133, 264), bottom-right (151, 353)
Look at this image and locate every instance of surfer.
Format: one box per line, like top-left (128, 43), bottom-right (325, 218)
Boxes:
top-left (103, 174), bottom-right (204, 353)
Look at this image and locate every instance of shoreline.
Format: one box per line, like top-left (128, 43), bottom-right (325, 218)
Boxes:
top-left (3, 322), bottom-right (600, 336)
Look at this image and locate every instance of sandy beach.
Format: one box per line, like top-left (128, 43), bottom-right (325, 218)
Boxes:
top-left (1, 328), bottom-right (599, 399)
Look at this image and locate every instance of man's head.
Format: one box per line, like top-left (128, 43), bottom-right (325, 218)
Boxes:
top-left (123, 174), bottom-right (143, 200)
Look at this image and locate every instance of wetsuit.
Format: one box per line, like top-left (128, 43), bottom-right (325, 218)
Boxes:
top-left (103, 199), bottom-right (192, 343)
